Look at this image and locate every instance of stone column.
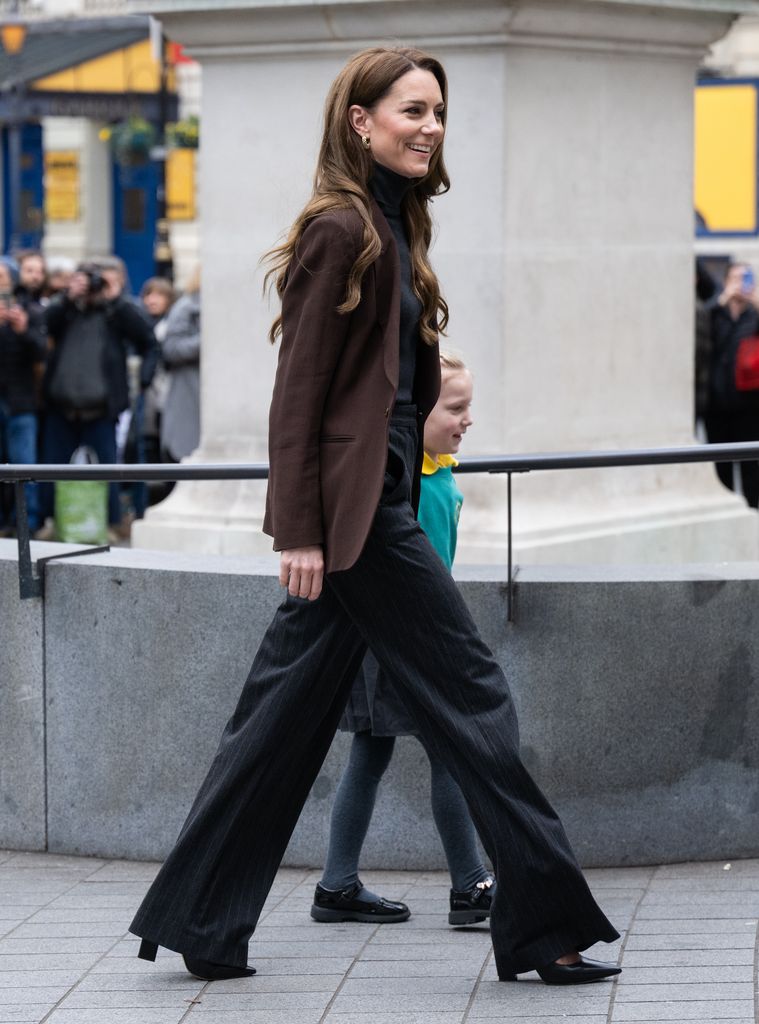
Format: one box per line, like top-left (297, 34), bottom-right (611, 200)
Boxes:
top-left (132, 0), bottom-right (759, 564)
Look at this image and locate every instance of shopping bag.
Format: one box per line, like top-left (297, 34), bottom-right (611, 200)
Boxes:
top-left (54, 446), bottom-right (108, 544)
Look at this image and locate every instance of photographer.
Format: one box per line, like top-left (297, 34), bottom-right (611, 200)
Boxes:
top-left (0, 261), bottom-right (47, 535)
top-left (40, 262), bottom-right (158, 531)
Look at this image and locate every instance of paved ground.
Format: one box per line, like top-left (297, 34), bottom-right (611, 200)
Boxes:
top-left (0, 850), bottom-right (757, 1024)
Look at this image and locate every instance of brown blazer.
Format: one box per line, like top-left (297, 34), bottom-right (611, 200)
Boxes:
top-left (262, 198), bottom-right (441, 573)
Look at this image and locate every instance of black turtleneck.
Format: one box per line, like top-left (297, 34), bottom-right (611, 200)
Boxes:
top-left (369, 161), bottom-right (421, 407)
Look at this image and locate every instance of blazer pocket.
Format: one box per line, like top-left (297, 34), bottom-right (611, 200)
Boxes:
top-left (320, 435), bottom-right (356, 443)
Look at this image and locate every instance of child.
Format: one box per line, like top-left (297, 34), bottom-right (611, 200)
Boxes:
top-left (312, 352), bottom-right (496, 926)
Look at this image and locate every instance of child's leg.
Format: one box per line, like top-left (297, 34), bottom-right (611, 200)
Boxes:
top-left (321, 731), bottom-right (395, 894)
top-left (423, 743), bottom-right (489, 893)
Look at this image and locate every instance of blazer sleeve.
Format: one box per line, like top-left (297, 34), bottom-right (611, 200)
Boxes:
top-left (266, 213), bottom-right (359, 552)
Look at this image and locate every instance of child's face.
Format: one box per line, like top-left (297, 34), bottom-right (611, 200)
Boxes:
top-left (423, 368), bottom-right (473, 459)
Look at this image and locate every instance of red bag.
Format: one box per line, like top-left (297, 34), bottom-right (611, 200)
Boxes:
top-left (735, 335), bottom-right (759, 391)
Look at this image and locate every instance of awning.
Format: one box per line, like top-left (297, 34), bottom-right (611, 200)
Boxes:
top-left (0, 16), bottom-right (178, 124)
top-left (0, 16), bottom-right (151, 91)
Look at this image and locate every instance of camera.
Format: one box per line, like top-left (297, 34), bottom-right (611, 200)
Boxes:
top-left (78, 263), bottom-right (106, 296)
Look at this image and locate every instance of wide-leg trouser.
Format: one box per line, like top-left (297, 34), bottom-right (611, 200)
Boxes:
top-left (130, 420), bottom-right (618, 979)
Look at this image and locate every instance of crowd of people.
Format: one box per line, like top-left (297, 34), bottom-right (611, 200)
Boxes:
top-left (0, 251), bottom-right (202, 541)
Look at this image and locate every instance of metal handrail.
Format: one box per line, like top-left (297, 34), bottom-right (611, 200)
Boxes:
top-left (4, 439), bottom-right (759, 614)
top-left (4, 439), bottom-right (759, 481)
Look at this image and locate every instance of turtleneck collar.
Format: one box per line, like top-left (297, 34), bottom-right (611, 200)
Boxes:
top-left (369, 161), bottom-right (416, 216)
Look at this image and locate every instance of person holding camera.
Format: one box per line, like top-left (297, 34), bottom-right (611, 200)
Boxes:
top-left (39, 261), bottom-right (158, 530)
top-left (0, 260), bottom-right (47, 535)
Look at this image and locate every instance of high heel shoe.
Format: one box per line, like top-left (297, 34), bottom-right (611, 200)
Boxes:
top-left (536, 954), bottom-right (621, 985)
top-left (182, 955), bottom-right (256, 981)
top-left (137, 938), bottom-right (256, 981)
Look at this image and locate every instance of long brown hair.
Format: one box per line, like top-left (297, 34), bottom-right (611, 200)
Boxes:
top-left (264, 46), bottom-right (450, 346)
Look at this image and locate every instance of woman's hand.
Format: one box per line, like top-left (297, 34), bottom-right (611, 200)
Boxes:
top-left (279, 545), bottom-right (324, 601)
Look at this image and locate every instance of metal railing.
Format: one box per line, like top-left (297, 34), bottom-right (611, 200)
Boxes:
top-left (3, 439), bottom-right (759, 617)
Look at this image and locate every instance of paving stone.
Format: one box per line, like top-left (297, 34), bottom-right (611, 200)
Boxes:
top-left (0, 972), bottom-right (81, 989)
top-left (358, 943), bottom-right (487, 961)
top-left (26, 909), bottom-right (131, 924)
top-left (367, 928), bottom-right (490, 945)
top-left (209, 974), bottom-right (345, 993)
top-left (623, 933), bottom-right (756, 951)
top-left (181, 1013), bottom-right (325, 1024)
top-left (9, 922), bottom-right (128, 939)
top-left (75, 973), bottom-right (202, 993)
top-left (621, 949), bottom-right (754, 967)
top-left (0, 954), bottom-right (102, 972)
top-left (615, 982), bottom-right (754, 1001)
top-left (469, 1006), bottom-right (609, 1020)
top-left (340, 976), bottom-right (472, 995)
top-left (57, 988), bottom-right (207, 1009)
top-left (44, 1011), bottom-right (187, 1024)
top-left (617, 965), bottom-right (751, 983)
top-left (248, 939), bottom-right (370, 954)
top-left (330, 992), bottom-right (470, 1012)
top-left (183, 991), bottom-right (333, 1011)
top-left (0, 938), bottom-right (115, 956)
top-left (611, 1001), bottom-right (754, 1021)
top-left (239, 957), bottom-right (356, 976)
top-left (469, 1019), bottom-right (607, 1024)
top-left (349, 959), bottom-right (484, 978)
top-left (630, 918), bottom-right (757, 933)
top-left (323, 1015), bottom-right (464, 1024)
top-left (0, 988), bottom-right (71, 1005)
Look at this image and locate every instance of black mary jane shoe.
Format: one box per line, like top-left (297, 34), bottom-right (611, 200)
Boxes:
top-left (448, 875), bottom-right (495, 926)
top-left (536, 955), bottom-right (621, 985)
top-left (138, 939), bottom-right (255, 981)
top-left (310, 880), bottom-right (410, 923)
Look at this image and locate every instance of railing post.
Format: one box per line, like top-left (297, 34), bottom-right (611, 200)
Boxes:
top-left (14, 481), bottom-right (42, 600)
top-left (507, 471), bottom-right (514, 624)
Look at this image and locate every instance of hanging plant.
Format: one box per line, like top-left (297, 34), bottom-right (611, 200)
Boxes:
top-left (107, 117), bottom-right (157, 166)
top-left (167, 115), bottom-right (199, 150)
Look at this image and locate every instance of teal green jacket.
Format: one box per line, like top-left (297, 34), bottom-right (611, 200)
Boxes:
top-left (417, 451), bottom-right (463, 571)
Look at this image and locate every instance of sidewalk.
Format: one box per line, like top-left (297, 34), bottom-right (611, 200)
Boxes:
top-left (0, 850), bottom-right (756, 1024)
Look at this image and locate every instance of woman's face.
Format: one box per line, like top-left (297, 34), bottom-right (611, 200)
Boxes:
top-left (423, 369), bottom-right (473, 460)
top-left (350, 68), bottom-right (445, 179)
top-left (143, 290), bottom-right (170, 317)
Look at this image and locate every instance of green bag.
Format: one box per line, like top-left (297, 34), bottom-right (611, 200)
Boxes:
top-left (54, 446), bottom-right (108, 544)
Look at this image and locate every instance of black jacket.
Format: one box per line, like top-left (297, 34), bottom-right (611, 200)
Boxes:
top-left (708, 301), bottom-right (759, 414)
top-left (44, 294), bottom-right (157, 419)
top-left (0, 305), bottom-right (47, 415)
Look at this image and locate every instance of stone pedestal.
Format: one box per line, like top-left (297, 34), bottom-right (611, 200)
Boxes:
top-left (132, 0), bottom-right (759, 564)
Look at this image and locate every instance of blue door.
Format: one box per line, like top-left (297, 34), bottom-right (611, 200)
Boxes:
top-left (2, 122), bottom-right (44, 252)
top-left (112, 158), bottom-right (158, 293)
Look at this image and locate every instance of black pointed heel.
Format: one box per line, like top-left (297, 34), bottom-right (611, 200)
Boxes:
top-left (138, 939), bottom-right (158, 962)
top-left (536, 955), bottom-right (621, 985)
top-left (182, 955), bottom-right (256, 981)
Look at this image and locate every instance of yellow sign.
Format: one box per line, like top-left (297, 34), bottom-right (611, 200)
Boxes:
top-left (167, 148), bottom-right (196, 221)
top-left (695, 84), bottom-right (757, 234)
top-left (44, 150), bottom-right (80, 222)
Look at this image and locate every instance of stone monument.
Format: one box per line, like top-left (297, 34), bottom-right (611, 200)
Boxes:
top-left (131, 0), bottom-right (759, 565)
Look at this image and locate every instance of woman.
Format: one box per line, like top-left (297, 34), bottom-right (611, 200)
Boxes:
top-left (130, 46), bottom-right (621, 987)
top-left (160, 267), bottom-right (200, 463)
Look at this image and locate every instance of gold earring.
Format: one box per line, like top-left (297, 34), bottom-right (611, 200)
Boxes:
top-left (362, 135), bottom-right (371, 150)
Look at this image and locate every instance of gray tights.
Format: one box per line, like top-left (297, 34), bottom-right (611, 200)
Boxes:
top-left (321, 731), bottom-right (489, 893)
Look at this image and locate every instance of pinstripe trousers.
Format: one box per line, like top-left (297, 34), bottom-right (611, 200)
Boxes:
top-left (130, 415), bottom-right (618, 979)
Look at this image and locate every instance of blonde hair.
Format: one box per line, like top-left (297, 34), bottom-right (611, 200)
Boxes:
top-left (264, 46), bottom-right (449, 347)
top-left (439, 350), bottom-right (466, 372)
